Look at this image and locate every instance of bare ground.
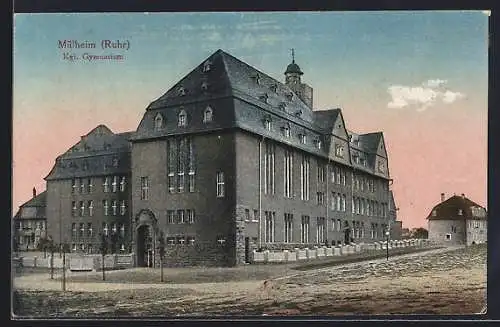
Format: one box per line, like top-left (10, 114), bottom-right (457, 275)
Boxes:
top-left (12, 244), bottom-right (486, 317)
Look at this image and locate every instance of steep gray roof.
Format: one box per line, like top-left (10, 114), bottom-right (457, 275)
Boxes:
top-left (14, 191), bottom-right (47, 220)
top-left (45, 125), bottom-right (132, 181)
top-left (131, 49), bottom-right (390, 179)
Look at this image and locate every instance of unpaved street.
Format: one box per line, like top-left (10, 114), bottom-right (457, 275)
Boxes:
top-left (13, 244), bottom-right (486, 317)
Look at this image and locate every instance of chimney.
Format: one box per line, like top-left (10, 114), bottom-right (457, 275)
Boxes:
top-left (32, 187), bottom-right (37, 198)
top-left (461, 193), bottom-right (465, 199)
top-left (440, 193), bottom-right (445, 202)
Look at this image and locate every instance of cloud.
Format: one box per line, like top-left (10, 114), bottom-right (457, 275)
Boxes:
top-left (442, 90), bottom-right (465, 103)
top-left (424, 79), bottom-right (447, 88)
top-left (387, 79), bottom-right (465, 111)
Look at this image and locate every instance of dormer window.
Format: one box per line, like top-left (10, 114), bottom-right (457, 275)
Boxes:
top-left (458, 209), bottom-right (463, 216)
top-left (286, 92), bottom-right (294, 101)
top-left (259, 93), bottom-right (269, 103)
top-left (178, 86), bottom-right (186, 96)
top-left (294, 110), bottom-right (302, 117)
top-left (315, 139), bottom-right (322, 150)
top-left (178, 109), bottom-right (187, 127)
top-left (299, 133), bottom-right (307, 144)
top-left (264, 116), bottom-right (272, 131)
top-left (270, 84), bottom-right (278, 93)
top-left (279, 102), bottom-right (287, 111)
top-left (335, 144), bottom-right (344, 158)
top-left (432, 210), bottom-right (437, 216)
top-left (203, 106), bottom-right (213, 123)
top-left (202, 60), bottom-right (212, 73)
top-left (251, 73), bottom-right (261, 85)
top-left (201, 81), bottom-right (209, 91)
top-left (283, 123), bottom-right (291, 138)
top-left (154, 112), bottom-right (164, 130)
top-left (112, 157), bottom-right (119, 168)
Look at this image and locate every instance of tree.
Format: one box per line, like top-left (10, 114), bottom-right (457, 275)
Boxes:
top-left (411, 227), bottom-right (429, 239)
top-left (100, 233), bottom-right (108, 281)
top-left (157, 232), bottom-right (166, 282)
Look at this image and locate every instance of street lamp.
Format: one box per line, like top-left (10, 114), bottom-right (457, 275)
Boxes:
top-left (385, 230), bottom-right (390, 261)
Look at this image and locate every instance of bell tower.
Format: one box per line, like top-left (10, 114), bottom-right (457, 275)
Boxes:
top-left (284, 49), bottom-right (313, 109)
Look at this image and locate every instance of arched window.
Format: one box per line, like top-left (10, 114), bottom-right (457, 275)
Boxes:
top-left (203, 60), bottom-right (212, 73)
top-left (178, 109), bottom-right (187, 127)
top-left (203, 106), bottom-right (213, 123)
top-left (283, 123), bottom-right (291, 138)
top-left (154, 113), bottom-right (163, 130)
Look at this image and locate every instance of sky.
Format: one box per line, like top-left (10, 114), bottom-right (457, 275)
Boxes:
top-left (13, 11), bottom-right (489, 229)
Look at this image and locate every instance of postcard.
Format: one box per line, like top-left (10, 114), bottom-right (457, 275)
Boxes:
top-left (12, 11), bottom-right (488, 318)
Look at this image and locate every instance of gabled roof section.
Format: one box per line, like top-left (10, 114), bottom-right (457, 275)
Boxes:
top-left (219, 50), bottom-right (315, 123)
top-left (18, 191), bottom-right (47, 208)
top-left (426, 195), bottom-right (487, 221)
top-left (312, 109), bottom-right (340, 134)
top-left (146, 49), bottom-right (232, 110)
top-left (60, 124), bottom-right (131, 159)
top-left (45, 125), bottom-right (132, 181)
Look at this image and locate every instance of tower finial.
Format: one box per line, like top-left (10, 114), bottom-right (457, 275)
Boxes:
top-left (290, 48), bottom-right (295, 63)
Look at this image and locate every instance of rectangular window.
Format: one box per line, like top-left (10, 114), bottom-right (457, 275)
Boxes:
top-left (141, 177), bottom-right (149, 200)
top-left (284, 213), bottom-right (293, 243)
top-left (300, 155), bottom-right (310, 201)
top-left (178, 236), bottom-right (186, 245)
top-left (188, 171), bottom-right (195, 193)
top-left (245, 209), bottom-right (250, 222)
top-left (337, 193), bottom-right (341, 212)
top-left (317, 163), bottom-right (325, 183)
top-left (72, 179), bottom-right (77, 194)
top-left (112, 223), bottom-right (118, 234)
top-left (79, 178), bottom-right (85, 193)
top-left (264, 141), bottom-right (275, 195)
top-left (216, 171), bottom-right (225, 197)
top-left (120, 224), bottom-right (125, 238)
top-left (168, 138), bottom-right (176, 193)
top-left (87, 178), bottom-right (93, 193)
top-left (72, 223), bottom-right (77, 238)
top-left (178, 137), bottom-right (187, 193)
top-left (178, 210), bottom-right (185, 224)
top-left (120, 200), bottom-right (126, 216)
top-left (79, 223), bottom-right (85, 238)
top-left (103, 200), bottom-right (109, 216)
top-left (317, 217), bottom-right (325, 244)
top-left (317, 192), bottom-right (325, 205)
top-left (167, 210), bottom-right (175, 224)
top-left (167, 237), bottom-right (175, 245)
top-left (103, 177), bottom-right (110, 193)
top-left (187, 236), bottom-right (195, 245)
top-left (87, 223), bottom-right (93, 237)
top-left (264, 211), bottom-right (275, 243)
top-left (253, 209), bottom-right (259, 222)
top-left (102, 223), bottom-right (109, 236)
top-left (342, 170), bottom-right (346, 186)
top-left (301, 216), bottom-right (310, 243)
top-left (79, 201), bottom-right (85, 216)
top-left (336, 168), bottom-right (341, 185)
top-left (72, 201), bottom-right (77, 217)
top-left (341, 194), bottom-right (346, 212)
top-left (284, 149), bottom-right (293, 198)
top-left (112, 200), bottom-right (117, 216)
top-left (337, 219), bottom-right (341, 232)
top-left (120, 176), bottom-right (126, 192)
top-left (187, 209), bottom-right (195, 224)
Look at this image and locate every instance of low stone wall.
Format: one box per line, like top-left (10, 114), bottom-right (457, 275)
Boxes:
top-left (250, 238), bottom-right (431, 264)
top-left (17, 253), bottom-right (134, 271)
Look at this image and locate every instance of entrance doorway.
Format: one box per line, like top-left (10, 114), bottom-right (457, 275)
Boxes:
top-left (244, 237), bottom-right (250, 263)
top-left (137, 225), bottom-right (154, 267)
top-left (344, 228), bottom-right (351, 245)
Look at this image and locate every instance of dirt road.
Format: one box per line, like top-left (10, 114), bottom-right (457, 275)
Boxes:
top-left (13, 244), bottom-right (486, 317)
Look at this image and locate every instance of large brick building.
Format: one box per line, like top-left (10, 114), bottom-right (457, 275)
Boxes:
top-left (44, 49), bottom-right (394, 267)
top-left (427, 193), bottom-right (487, 245)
